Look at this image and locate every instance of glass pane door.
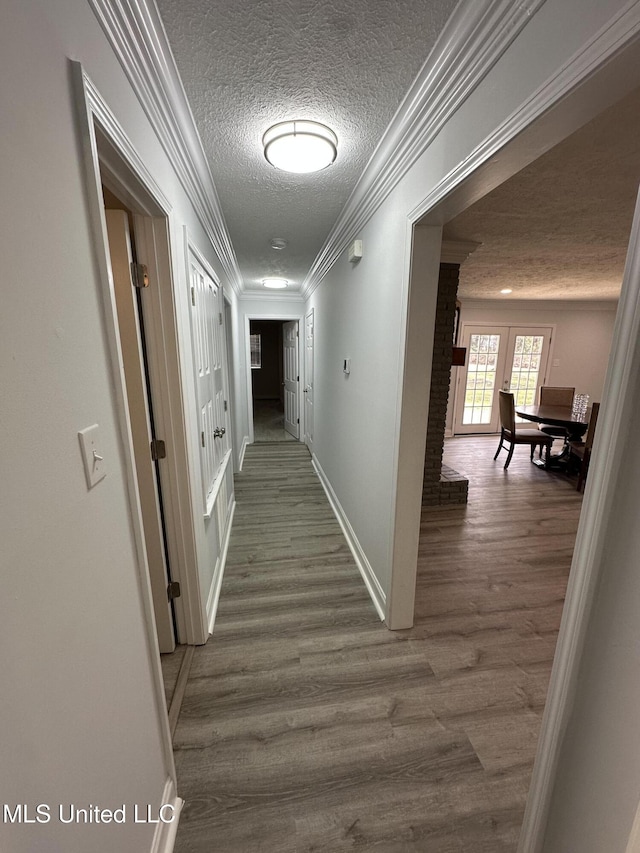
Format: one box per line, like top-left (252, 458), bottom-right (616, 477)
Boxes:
top-left (509, 332), bottom-right (546, 410)
top-left (454, 326), bottom-right (508, 434)
top-left (454, 325), bottom-right (553, 434)
top-left (463, 333), bottom-right (501, 425)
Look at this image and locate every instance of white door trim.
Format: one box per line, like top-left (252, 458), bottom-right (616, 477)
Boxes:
top-left (133, 215), bottom-right (208, 646)
top-left (387, 222), bottom-right (442, 630)
top-left (105, 210), bottom-right (175, 653)
top-left (244, 313), bottom-right (305, 444)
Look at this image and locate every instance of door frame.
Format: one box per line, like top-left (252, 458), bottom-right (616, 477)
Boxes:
top-left (86, 94), bottom-right (205, 647)
top-left (72, 62), bottom-right (210, 802)
top-left (104, 208), bottom-right (176, 653)
top-left (391, 18), bottom-right (640, 853)
top-left (244, 313), bottom-right (304, 444)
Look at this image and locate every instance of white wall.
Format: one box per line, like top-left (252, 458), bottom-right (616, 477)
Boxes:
top-left (0, 1), bottom-right (239, 850)
top-left (306, 206), bottom-right (418, 599)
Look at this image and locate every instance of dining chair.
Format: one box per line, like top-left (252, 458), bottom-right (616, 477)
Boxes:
top-left (568, 402), bottom-right (600, 491)
top-left (538, 385), bottom-right (575, 440)
top-left (494, 390), bottom-right (553, 469)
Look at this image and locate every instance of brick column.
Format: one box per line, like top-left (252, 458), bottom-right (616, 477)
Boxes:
top-left (422, 263), bottom-right (468, 506)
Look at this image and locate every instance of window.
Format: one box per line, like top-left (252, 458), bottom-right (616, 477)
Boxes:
top-left (250, 333), bottom-right (261, 369)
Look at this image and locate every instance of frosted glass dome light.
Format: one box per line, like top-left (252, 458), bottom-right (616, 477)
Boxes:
top-left (263, 121), bottom-right (338, 173)
top-left (262, 278), bottom-right (288, 289)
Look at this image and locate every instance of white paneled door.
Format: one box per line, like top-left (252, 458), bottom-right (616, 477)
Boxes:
top-left (454, 325), bottom-right (553, 434)
top-left (304, 309), bottom-right (314, 452)
top-left (189, 253), bottom-right (230, 513)
top-left (283, 321), bottom-right (300, 439)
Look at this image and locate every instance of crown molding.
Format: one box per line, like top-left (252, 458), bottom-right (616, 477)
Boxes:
top-left (440, 239), bottom-right (482, 265)
top-left (301, 0), bottom-right (547, 298)
top-left (461, 298), bottom-right (619, 311)
top-left (238, 290), bottom-right (305, 304)
top-left (89, 0), bottom-right (243, 295)
top-left (409, 0), bottom-right (640, 231)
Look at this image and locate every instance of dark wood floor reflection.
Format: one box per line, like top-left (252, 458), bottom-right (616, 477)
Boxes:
top-left (173, 437), bottom-right (583, 852)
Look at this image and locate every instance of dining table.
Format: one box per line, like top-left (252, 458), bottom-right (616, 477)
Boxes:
top-left (515, 403), bottom-right (589, 468)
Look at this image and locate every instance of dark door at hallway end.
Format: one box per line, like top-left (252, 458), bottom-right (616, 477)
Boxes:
top-left (250, 319), bottom-right (299, 442)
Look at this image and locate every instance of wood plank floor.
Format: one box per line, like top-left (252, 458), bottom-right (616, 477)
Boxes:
top-left (172, 437), bottom-right (583, 852)
top-left (253, 399), bottom-right (297, 442)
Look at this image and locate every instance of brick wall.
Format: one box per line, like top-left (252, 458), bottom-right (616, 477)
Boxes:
top-left (422, 263), bottom-right (469, 506)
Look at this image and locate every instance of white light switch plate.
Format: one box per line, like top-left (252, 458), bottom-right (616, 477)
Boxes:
top-left (78, 424), bottom-right (107, 489)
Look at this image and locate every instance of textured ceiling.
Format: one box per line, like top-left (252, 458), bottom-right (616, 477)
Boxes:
top-left (155, 0), bottom-right (459, 292)
top-left (444, 87), bottom-right (640, 301)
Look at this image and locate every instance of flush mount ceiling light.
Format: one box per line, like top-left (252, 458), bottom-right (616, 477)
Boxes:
top-left (262, 278), bottom-right (288, 289)
top-left (263, 120), bottom-right (338, 173)
top-left (270, 237), bottom-right (288, 250)
top-left (500, 288), bottom-right (513, 294)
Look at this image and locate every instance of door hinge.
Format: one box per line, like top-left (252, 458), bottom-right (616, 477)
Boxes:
top-left (201, 431), bottom-right (205, 448)
top-left (131, 262), bottom-right (149, 289)
top-left (191, 286), bottom-right (196, 306)
top-left (150, 438), bottom-right (166, 460)
top-left (219, 312), bottom-right (223, 325)
top-left (167, 581), bottom-right (181, 601)
top-left (224, 400), bottom-right (228, 411)
top-left (297, 417), bottom-right (300, 424)
top-left (297, 375), bottom-right (299, 382)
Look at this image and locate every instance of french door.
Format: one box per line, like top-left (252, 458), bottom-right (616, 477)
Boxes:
top-left (454, 325), bottom-right (553, 434)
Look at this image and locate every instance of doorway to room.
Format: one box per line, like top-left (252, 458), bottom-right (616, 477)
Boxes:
top-left (250, 319), bottom-right (300, 442)
top-left (102, 188), bottom-right (176, 655)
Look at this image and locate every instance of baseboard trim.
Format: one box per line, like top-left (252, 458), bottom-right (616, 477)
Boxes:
top-left (312, 453), bottom-right (386, 621)
top-left (168, 645), bottom-right (195, 740)
top-left (150, 776), bottom-right (183, 853)
top-left (207, 499), bottom-right (236, 635)
top-left (238, 436), bottom-right (249, 471)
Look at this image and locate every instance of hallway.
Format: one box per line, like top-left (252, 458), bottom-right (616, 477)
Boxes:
top-left (171, 439), bottom-right (582, 852)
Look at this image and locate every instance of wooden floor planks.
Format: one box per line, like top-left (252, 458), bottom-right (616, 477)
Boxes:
top-left (173, 437), bottom-right (583, 852)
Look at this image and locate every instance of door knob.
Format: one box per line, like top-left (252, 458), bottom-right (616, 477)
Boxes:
top-left (213, 426), bottom-right (226, 439)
